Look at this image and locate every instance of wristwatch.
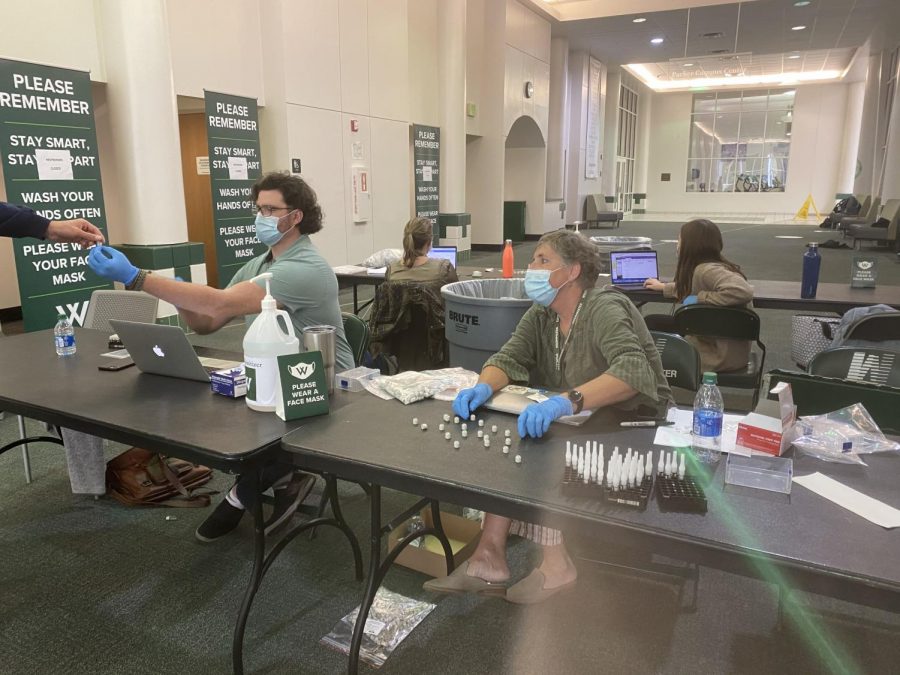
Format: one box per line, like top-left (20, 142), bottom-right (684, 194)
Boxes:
top-left (567, 389), bottom-right (584, 414)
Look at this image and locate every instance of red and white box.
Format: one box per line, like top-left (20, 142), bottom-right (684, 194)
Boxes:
top-left (735, 382), bottom-right (796, 456)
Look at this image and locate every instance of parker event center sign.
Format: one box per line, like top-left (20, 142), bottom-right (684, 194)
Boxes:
top-left (0, 59), bottom-right (111, 331)
top-left (204, 91), bottom-right (263, 287)
top-left (412, 124), bottom-right (440, 224)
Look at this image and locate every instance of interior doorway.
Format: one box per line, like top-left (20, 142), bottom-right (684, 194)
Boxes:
top-left (177, 113), bottom-right (218, 287)
top-left (504, 116), bottom-right (547, 237)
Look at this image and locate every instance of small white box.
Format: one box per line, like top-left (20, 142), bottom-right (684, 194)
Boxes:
top-left (735, 382), bottom-right (796, 456)
top-left (335, 366), bottom-right (379, 392)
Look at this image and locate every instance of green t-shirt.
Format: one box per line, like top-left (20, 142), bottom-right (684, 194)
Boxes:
top-left (228, 235), bottom-right (354, 372)
top-left (484, 288), bottom-right (673, 416)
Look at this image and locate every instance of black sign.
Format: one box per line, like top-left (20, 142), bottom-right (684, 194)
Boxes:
top-left (412, 124), bottom-right (440, 224)
top-left (850, 256), bottom-right (877, 288)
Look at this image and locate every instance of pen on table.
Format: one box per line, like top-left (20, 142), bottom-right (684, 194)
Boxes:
top-left (620, 420), bottom-right (674, 428)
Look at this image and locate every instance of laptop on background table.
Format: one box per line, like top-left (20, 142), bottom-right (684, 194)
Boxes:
top-left (109, 320), bottom-right (241, 383)
top-left (609, 250), bottom-right (659, 289)
top-left (482, 385), bottom-right (595, 426)
top-left (428, 245), bottom-right (458, 267)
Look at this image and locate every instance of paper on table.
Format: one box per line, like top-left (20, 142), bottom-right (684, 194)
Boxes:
top-left (793, 472), bottom-right (900, 529)
top-left (653, 407), bottom-right (747, 455)
top-left (366, 267), bottom-right (387, 276)
top-left (332, 265), bottom-right (369, 275)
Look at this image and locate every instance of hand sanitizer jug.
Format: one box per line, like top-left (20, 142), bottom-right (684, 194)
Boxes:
top-left (243, 272), bottom-right (300, 411)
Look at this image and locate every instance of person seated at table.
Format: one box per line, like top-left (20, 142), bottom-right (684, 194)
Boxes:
top-left (423, 230), bottom-right (672, 604)
top-left (88, 171), bottom-right (355, 542)
top-left (643, 218), bottom-right (754, 373)
top-left (385, 216), bottom-right (458, 285)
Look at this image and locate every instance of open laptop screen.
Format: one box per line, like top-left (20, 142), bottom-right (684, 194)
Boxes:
top-left (428, 246), bottom-right (457, 267)
top-left (610, 250), bottom-right (658, 285)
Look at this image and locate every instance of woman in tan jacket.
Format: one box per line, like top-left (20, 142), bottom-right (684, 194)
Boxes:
top-left (386, 217), bottom-right (458, 285)
top-left (644, 219), bottom-right (754, 372)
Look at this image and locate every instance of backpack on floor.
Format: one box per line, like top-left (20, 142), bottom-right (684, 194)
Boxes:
top-left (106, 447), bottom-right (215, 507)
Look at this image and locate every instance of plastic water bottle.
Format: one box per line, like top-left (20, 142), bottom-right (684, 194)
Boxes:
top-left (692, 372), bottom-right (723, 464)
top-left (800, 242), bottom-right (821, 299)
top-left (54, 313), bottom-right (76, 357)
top-left (502, 239), bottom-right (514, 278)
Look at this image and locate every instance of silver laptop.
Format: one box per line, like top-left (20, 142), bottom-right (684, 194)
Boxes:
top-left (428, 245), bottom-right (458, 267)
top-left (482, 385), bottom-right (595, 426)
top-left (109, 320), bottom-right (241, 383)
top-left (610, 250), bottom-right (659, 289)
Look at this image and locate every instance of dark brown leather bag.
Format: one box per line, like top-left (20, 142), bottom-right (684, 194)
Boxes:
top-left (106, 447), bottom-right (215, 508)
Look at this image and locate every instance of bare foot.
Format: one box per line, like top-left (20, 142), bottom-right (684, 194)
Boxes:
top-left (537, 544), bottom-right (578, 589)
top-left (466, 552), bottom-right (511, 583)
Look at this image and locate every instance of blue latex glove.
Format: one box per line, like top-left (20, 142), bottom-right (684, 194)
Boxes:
top-left (88, 245), bottom-right (139, 285)
top-left (453, 382), bottom-right (492, 419)
top-left (517, 395), bottom-right (573, 439)
top-left (682, 294), bottom-right (699, 306)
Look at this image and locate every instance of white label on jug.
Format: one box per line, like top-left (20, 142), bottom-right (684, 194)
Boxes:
top-left (245, 355), bottom-right (278, 407)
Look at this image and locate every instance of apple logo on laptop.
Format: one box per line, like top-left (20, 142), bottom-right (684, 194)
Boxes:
top-left (152, 344), bottom-right (166, 358)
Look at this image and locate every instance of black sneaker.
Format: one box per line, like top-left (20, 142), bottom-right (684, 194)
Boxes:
top-left (195, 500), bottom-right (245, 543)
top-left (265, 472), bottom-right (316, 535)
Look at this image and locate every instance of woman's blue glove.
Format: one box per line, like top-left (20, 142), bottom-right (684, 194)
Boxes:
top-left (517, 395), bottom-right (573, 438)
top-left (453, 382), bottom-right (492, 418)
top-left (682, 294), bottom-right (699, 306)
top-left (88, 246), bottom-right (139, 285)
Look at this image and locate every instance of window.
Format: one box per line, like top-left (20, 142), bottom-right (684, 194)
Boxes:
top-left (616, 82), bottom-right (638, 212)
top-left (686, 89), bottom-right (794, 193)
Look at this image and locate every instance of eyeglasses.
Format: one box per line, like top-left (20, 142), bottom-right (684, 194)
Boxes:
top-left (253, 205), bottom-right (294, 217)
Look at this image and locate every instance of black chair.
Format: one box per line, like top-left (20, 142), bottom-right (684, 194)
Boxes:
top-left (341, 312), bottom-right (369, 367)
top-left (673, 305), bottom-right (767, 408)
top-left (650, 331), bottom-right (701, 392)
top-left (809, 347), bottom-right (900, 387)
top-left (843, 312), bottom-right (900, 342)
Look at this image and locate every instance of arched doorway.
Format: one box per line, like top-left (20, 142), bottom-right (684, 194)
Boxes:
top-left (504, 115), bottom-right (546, 239)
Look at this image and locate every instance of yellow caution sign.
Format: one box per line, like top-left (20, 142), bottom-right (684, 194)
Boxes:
top-left (795, 194), bottom-right (822, 220)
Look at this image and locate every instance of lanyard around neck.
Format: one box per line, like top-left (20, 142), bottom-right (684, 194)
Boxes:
top-left (554, 291), bottom-right (586, 373)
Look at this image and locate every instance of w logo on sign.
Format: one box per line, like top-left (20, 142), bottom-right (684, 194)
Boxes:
top-left (54, 301), bottom-right (90, 327)
top-left (846, 351), bottom-right (896, 385)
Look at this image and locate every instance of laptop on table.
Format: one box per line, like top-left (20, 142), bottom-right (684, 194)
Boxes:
top-left (610, 250), bottom-right (659, 289)
top-left (110, 320), bottom-right (241, 383)
top-left (428, 245), bottom-right (458, 267)
top-left (482, 385), bottom-right (595, 426)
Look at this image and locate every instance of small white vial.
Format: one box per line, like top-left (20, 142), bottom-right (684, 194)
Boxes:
top-left (443, 413), bottom-right (450, 422)
top-left (505, 429), bottom-right (511, 438)
top-left (439, 423), bottom-right (445, 431)
top-left (420, 423), bottom-right (428, 431)
top-left (484, 437), bottom-right (490, 448)
top-left (646, 451), bottom-right (653, 476)
top-left (470, 414), bottom-right (476, 422)
top-left (658, 452), bottom-right (665, 475)
top-left (412, 417), bottom-right (418, 426)
top-left (565, 441), bottom-right (572, 467)
top-left (462, 430), bottom-right (468, 438)
top-left (678, 453), bottom-right (686, 480)
top-left (503, 447), bottom-right (509, 454)
top-left (491, 424), bottom-right (498, 433)
top-left (453, 416), bottom-right (459, 424)
top-left (477, 429), bottom-right (483, 438)
top-left (453, 440), bottom-right (460, 449)
top-left (514, 454), bottom-right (522, 463)
top-left (505, 437), bottom-right (511, 446)
top-left (461, 423), bottom-right (468, 431)
top-left (444, 431), bottom-right (451, 440)
top-left (478, 419), bottom-right (484, 428)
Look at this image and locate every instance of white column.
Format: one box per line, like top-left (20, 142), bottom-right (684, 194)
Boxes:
top-left (854, 53), bottom-right (882, 194)
top-left (97, 0), bottom-right (188, 244)
top-left (438, 0), bottom-right (466, 213)
top-left (837, 81), bottom-right (866, 194)
top-left (546, 38), bottom-right (569, 201)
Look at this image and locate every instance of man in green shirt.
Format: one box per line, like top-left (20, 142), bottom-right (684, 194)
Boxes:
top-left (425, 230), bottom-right (672, 604)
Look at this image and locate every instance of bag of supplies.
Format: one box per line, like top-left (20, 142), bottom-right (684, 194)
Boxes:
top-left (106, 447), bottom-right (215, 507)
top-left (790, 315), bottom-right (840, 369)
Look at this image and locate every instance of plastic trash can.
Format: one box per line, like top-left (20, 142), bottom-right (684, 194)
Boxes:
top-left (589, 235), bottom-right (653, 273)
top-left (441, 279), bottom-right (533, 373)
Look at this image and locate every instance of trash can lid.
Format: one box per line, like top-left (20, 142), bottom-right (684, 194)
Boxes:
top-left (441, 278), bottom-right (533, 307)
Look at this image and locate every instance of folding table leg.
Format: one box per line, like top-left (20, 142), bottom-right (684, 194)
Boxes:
top-left (18, 416), bottom-right (33, 484)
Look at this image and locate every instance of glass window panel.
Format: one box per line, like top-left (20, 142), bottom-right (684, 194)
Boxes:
top-left (715, 113), bottom-right (741, 145)
top-left (768, 89), bottom-right (795, 111)
top-left (764, 141), bottom-right (791, 158)
top-left (710, 158), bottom-right (736, 192)
top-left (765, 110), bottom-right (791, 143)
top-left (692, 92), bottom-right (716, 113)
top-left (686, 159), bottom-right (711, 192)
top-left (689, 114), bottom-right (716, 157)
top-left (739, 111), bottom-right (767, 144)
top-left (734, 158), bottom-right (762, 192)
top-left (741, 91), bottom-right (769, 111)
top-left (715, 92), bottom-right (741, 114)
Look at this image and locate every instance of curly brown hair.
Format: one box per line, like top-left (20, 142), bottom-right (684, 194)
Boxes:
top-left (537, 230), bottom-right (601, 289)
top-left (251, 172), bottom-right (323, 234)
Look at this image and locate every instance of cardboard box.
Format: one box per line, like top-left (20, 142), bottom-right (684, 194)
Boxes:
top-left (387, 509), bottom-right (482, 578)
top-left (735, 382), bottom-right (796, 456)
top-left (210, 365), bottom-right (247, 398)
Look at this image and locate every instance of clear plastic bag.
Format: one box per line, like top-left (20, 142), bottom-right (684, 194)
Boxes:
top-left (361, 368), bottom-right (478, 405)
top-left (320, 588), bottom-right (436, 668)
top-left (791, 403), bottom-right (900, 465)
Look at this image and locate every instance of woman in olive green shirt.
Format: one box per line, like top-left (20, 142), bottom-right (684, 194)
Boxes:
top-left (386, 216), bottom-right (458, 285)
top-left (424, 230), bottom-right (672, 604)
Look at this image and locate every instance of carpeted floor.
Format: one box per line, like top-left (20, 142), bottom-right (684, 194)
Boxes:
top-left (1, 218), bottom-right (899, 674)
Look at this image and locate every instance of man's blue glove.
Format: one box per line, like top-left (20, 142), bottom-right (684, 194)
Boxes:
top-left (682, 294), bottom-right (699, 306)
top-left (517, 395), bottom-right (573, 439)
top-left (88, 245), bottom-right (139, 285)
top-left (453, 382), bottom-right (492, 419)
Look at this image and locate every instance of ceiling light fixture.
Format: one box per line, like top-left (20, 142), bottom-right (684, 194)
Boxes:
top-left (787, 54), bottom-right (801, 59)
top-left (794, 1), bottom-right (811, 6)
top-left (651, 37), bottom-right (664, 45)
top-left (683, 63), bottom-right (694, 67)
top-left (624, 63), bottom-right (843, 91)
top-left (791, 25), bottom-right (807, 31)
top-left (633, 17), bottom-right (647, 23)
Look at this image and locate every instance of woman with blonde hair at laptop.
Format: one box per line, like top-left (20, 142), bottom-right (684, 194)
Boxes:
top-left (643, 218), bottom-right (754, 372)
top-left (423, 230), bottom-right (672, 604)
top-left (385, 217), bottom-right (458, 284)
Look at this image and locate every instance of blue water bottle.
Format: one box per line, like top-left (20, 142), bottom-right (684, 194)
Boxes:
top-left (800, 242), bottom-right (821, 299)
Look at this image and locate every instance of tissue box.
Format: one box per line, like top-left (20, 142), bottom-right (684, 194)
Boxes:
top-left (735, 382), bottom-right (796, 456)
top-left (210, 365), bottom-right (247, 398)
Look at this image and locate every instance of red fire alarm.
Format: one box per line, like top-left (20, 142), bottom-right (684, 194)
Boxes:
top-left (350, 119), bottom-right (359, 132)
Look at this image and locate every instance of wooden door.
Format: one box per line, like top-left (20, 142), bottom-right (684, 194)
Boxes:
top-left (178, 113), bottom-right (218, 287)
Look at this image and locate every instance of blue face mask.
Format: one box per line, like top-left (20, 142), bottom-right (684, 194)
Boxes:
top-left (524, 266), bottom-right (568, 306)
top-left (254, 213), bottom-right (291, 247)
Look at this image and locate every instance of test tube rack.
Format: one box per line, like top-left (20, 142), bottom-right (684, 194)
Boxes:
top-left (603, 474), bottom-right (654, 510)
top-left (655, 474), bottom-right (708, 513)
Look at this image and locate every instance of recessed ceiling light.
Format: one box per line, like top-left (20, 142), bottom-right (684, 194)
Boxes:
top-left (791, 25), bottom-right (807, 31)
top-left (787, 54), bottom-right (801, 59)
top-left (683, 63), bottom-right (694, 67)
top-left (786, 131), bottom-right (792, 136)
top-left (794, 1), bottom-right (811, 6)
top-left (725, 73), bottom-right (733, 77)
top-left (632, 17), bottom-right (647, 23)
top-left (651, 37), bottom-right (664, 45)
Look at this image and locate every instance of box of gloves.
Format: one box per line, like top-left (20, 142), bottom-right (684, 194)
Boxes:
top-left (387, 508), bottom-right (482, 578)
top-left (210, 364), bottom-right (247, 398)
